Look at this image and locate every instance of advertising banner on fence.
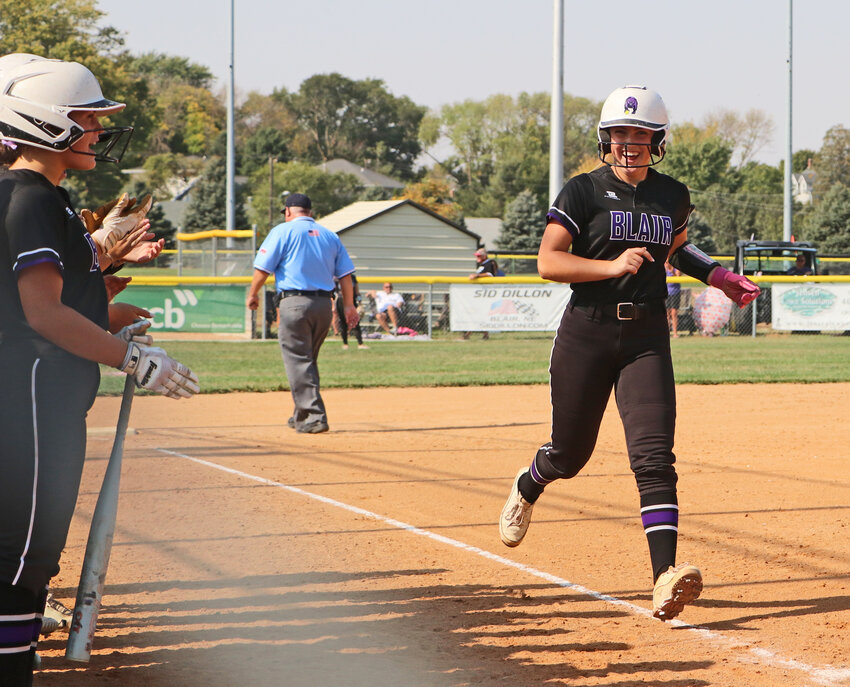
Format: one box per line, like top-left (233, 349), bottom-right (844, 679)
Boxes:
top-left (449, 283), bottom-right (572, 331)
top-left (772, 283), bottom-right (850, 331)
top-left (115, 286), bottom-right (245, 332)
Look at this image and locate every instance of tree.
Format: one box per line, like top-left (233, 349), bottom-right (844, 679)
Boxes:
top-left (286, 74), bottom-right (425, 181)
top-left (421, 92), bottom-right (599, 217)
top-left (246, 161), bottom-right (362, 238)
top-left (240, 127), bottom-right (290, 175)
top-left (814, 125), bottom-right (850, 193)
top-left (661, 133), bottom-right (734, 191)
top-left (141, 153), bottom-right (205, 199)
top-left (146, 83), bottom-right (224, 155)
top-left (128, 52), bottom-right (214, 90)
top-left (0, 0), bottom-right (158, 202)
top-left (498, 190), bottom-right (545, 252)
top-left (802, 183), bottom-right (850, 254)
top-left (397, 176), bottom-right (463, 224)
top-left (702, 109), bottom-right (775, 166)
top-left (792, 149), bottom-right (817, 174)
top-left (183, 157), bottom-right (248, 232)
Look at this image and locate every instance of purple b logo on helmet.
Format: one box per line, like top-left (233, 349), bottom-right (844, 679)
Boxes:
top-left (624, 96), bottom-right (638, 114)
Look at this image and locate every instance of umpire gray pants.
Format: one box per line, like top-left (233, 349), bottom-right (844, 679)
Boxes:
top-left (277, 293), bottom-right (333, 426)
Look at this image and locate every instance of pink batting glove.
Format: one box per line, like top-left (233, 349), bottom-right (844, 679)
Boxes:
top-left (708, 267), bottom-right (761, 308)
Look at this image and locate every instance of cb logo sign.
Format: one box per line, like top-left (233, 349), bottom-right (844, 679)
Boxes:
top-left (149, 289), bottom-right (198, 329)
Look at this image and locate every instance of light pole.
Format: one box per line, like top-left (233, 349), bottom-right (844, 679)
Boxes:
top-left (226, 0), bottom-right (236, 242)
top-left (549, 0), bottom-right (564, 204)
top-left (783, 0), bottom-right (793, 241)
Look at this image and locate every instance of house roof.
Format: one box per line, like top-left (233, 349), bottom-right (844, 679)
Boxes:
top-left (318, 159), bottom-right (404, 189)
top-left (318, 199), bottom-right (481, 241)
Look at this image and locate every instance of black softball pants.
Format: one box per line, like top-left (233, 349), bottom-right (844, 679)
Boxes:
top-left (0, 348), bottom-right (99, 593)
top-left (0, 346), bottom-right (98, 682)
top-left (537, 303), bottom-right (678, 496)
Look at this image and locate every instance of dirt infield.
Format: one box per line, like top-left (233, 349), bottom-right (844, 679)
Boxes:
top-left (37, 383), bottom-right (850, 687)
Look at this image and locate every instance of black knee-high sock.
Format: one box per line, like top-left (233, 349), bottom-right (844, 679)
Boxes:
top-left (0, 583), bottom-right (42, 686)
top-left (518, 444), bottom-right (557, 504)
top-left (640, 492), bottom-right (679, 582)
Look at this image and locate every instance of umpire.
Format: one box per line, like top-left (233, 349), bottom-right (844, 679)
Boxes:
top-left (246, 193), bottom-right (358, 433)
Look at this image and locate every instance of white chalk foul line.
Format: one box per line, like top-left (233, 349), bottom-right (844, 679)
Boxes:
top-left (157, 448), bottom-right (850, 686)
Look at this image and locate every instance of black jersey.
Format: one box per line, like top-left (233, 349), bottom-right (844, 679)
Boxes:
top-left (0, 168), bottom-right (108, 356)
top-left (547, 165), bottom-right (692, 304)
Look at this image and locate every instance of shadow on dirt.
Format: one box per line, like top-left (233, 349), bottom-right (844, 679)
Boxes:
top-left (39, 570), bottom-right (714, 687)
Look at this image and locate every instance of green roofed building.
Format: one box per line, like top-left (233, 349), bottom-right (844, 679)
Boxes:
top-left (318, 200), bottom-right (481, 277)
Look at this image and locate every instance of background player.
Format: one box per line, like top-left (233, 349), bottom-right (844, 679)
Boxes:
top-left (498, 85), bottom-right (759, 621)
top-left (0, 53), bottom-right (198, 683)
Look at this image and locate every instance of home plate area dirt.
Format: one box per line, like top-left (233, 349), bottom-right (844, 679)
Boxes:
top-left (37, 384), bottom-right (850, 687)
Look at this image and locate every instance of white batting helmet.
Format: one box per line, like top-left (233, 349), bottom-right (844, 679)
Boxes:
top-left (597, 85), bottom-right (669, 166)
top-left (0, 53), bottom-right (132, 162)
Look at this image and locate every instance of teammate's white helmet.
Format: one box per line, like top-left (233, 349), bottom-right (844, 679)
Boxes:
top-left (0, 53), bottom-right (132, 162)
top-left (597, 85), bottom-right (669, 167)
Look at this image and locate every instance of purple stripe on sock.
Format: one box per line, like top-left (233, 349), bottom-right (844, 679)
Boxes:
top-left (0, 622), bottom-right (36, 646)
top-left (529, 459), bottom-right (552, 485)
top-left (641, 510), bottom-right (679, 528)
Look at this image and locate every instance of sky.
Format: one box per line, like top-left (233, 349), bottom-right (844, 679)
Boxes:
top-left (96, 0), bottom-right (848, 167)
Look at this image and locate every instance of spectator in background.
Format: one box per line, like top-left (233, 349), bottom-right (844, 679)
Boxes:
top-left (786, 254), bottom-right (813, 276)
top-left (370, 282), bottom-right (404, 335)
top-left (469, 248), bottom-right (501, 279)
top-left (465, 248), bottom-right (499, 339)
top-left (665, 261), bottom-right (681, 338)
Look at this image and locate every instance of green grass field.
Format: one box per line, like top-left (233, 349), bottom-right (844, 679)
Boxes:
top-left (97, 333), bottom-right (850, 395)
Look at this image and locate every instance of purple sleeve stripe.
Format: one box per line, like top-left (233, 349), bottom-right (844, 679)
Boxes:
top-left (12, 248), bottom-right (65, 272)
top-left (546, 210), bottom-right (579, 239)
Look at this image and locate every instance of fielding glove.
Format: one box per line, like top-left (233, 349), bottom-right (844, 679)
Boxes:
top-left (708, 267), bottom-right (761, 308)
top-left (114, 319), bottom-right (153, 346)
top-left (89, 194), bottom-right (153, 252)
top-left (119, 342), bottom-right (200, 399)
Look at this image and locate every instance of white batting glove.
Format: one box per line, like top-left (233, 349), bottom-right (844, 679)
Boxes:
top-left (91, 193), bottom-right (151, 252)
top-left (118, 343), bottom-right (200, 399)
top-left (113, 318), bottom-right (154, 346)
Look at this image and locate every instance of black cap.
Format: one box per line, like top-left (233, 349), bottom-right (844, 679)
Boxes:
top-left (282, 192), bottom-right (312, 212)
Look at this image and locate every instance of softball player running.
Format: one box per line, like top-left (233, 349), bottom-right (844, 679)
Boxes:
top-left (0, 53), bottom-right (198, 683)
top-left (499, 86), bottom-right (759, 621)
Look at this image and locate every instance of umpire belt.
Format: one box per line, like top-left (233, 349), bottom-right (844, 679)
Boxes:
top-left (570, 297), bottom-right (665, 321)
top-left (280, 289), bottom-right (334, 298)
top-left (274, 289), bottom-right (335, 307)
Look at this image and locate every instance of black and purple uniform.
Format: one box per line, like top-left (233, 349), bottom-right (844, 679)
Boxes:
top-left (0, 168), bottom-right (107, 675)
top-left (529, 164), bottom-right (692, 581)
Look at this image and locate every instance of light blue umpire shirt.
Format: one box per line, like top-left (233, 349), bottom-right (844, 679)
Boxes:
top-left (253, 216), bottom-right (355, 292)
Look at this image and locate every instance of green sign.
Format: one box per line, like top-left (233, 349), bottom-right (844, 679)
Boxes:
top-left (779, 285), bottom-right (836, 317)
top-left (115, 285), bottom-right (245, 332)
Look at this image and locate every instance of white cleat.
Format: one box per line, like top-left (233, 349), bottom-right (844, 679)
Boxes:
top-left (653, 563), bottom-right (703, 621)
top-left (499, 468), bottom-right (534, 547)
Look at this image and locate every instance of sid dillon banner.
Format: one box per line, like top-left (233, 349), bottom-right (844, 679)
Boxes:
top-left (772, 283), bottom-right (850, 331)
top-left (449, 283), bottom-right (572, 332)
